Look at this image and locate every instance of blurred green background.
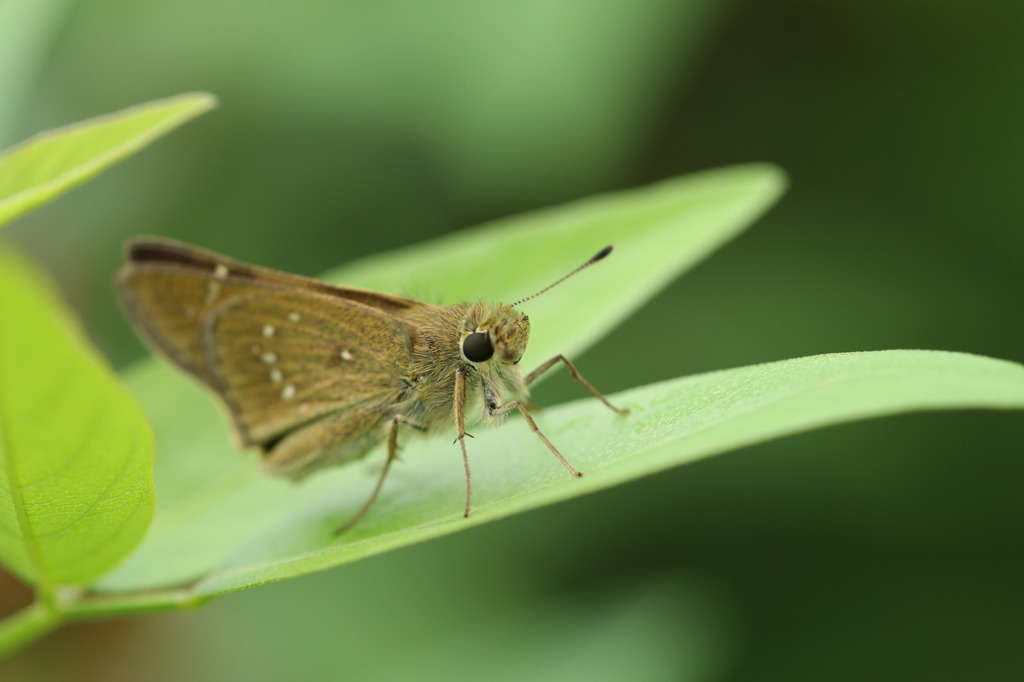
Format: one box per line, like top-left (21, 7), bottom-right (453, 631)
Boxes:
top-left (3, 0), bottom-right (1024, 679)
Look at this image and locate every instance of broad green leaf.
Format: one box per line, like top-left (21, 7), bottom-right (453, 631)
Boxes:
top-left (0, 92), bottom-right (217, 228)
top-left (99, 164), bottom-right (786, 591)
top-left (0, 248), bottom-right (154, 586)
top-left (0, 0), bottom-right (71, 147)
top-left (101, 349), bottom-right (1024, 597)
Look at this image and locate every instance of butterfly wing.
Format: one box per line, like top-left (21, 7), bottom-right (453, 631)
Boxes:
top-left (117, 237), bottom-right (423, 384)
top-left (117, 238), bottom-right (424, 449)
top-left (200, 287), bottom-right (412, 444)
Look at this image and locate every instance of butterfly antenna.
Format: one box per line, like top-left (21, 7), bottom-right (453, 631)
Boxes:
top-left (511, 245), bottom-right (613, 307)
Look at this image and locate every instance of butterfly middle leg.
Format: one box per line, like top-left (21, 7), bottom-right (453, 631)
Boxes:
top-left (486, 399), bottom-right (582, 478)
top-left (333, 414), bottom-right (427, 535)
top-left (480, 355), bottom-right (629, 489)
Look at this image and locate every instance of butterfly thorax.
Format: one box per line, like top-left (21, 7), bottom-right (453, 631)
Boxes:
top-left (401, 299), bottom-right (530, 428)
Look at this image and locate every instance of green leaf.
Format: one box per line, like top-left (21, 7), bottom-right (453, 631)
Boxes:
top-left (0, 248), bottom-right (155, 587)
top-left (0, 92), bottom-right (217, 229)
top-left (99, 164), bottom-right (786, 592)
top-left (184, 352), bottom-right (1022, 594)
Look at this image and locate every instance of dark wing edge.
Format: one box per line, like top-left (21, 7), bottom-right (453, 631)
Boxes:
top-left (123, 236), bottom-right (427, 313)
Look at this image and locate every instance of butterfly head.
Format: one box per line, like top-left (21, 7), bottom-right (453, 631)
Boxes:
top-left (459, 303), bottom-right (530, 366)
top-left (456, 245), bottom-right (613, 368)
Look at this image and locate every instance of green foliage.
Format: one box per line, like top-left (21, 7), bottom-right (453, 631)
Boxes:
top-left (80, 166), bottom-right (1024, 603)
top-left (0, 93), bottom-right (216, 228)
top-left (3, 128), bottom-right (1024, 661)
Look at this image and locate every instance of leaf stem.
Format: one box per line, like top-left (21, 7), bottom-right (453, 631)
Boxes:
top-left (0, 602), bottom-right (61, 659)
top-left (61, 587), bottom-right (207, 621)
top-left (0, 585), bottom-right (203, 660)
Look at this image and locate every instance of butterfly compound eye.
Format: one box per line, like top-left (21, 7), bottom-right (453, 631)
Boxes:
top-left (462, 331), bottom-right (494, 363)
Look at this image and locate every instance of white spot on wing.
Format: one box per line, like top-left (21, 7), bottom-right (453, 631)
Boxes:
top-left (270, 368), bottom-right (283, 383)
top-left (340, 350), bottom-right (353, 361)
top-left (288, 312), bottom-right (300, 323)
top-left (261, 352), bottom-right (278, 365)
top-left (282, 384), bottom-right (296, 401)
top-left (297, 402), bottom-right (309, 415)
top-left (204, 280), bottom-right (221, 305)
top-left (262, 324), bottom-right (275, 338)
top-left (214, 264), bottom-right (229, 279)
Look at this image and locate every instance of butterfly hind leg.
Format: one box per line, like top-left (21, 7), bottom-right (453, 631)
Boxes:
top-left (333, 414), bottom-right (427, 535)
top-left (524, 354), bottom-right (628, 414)
top-left (486, 398), bottom-right (582, 478)
top-left (480, 356), bottom-right (628, 489)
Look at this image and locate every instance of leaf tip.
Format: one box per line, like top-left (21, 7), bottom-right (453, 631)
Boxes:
top-left (180, 91), bottom-right (220, 113)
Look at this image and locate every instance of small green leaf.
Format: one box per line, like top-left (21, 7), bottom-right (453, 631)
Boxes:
top-left (0, 92), bottom-right (217, 229)
top-left (0, 248), bottom-right (154, 587)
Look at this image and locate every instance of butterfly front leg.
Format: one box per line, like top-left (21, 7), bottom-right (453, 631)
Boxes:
top-left (333, 414), bottom-right (427, 535)
top-left (454, 366), bottom-right (475, 518)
